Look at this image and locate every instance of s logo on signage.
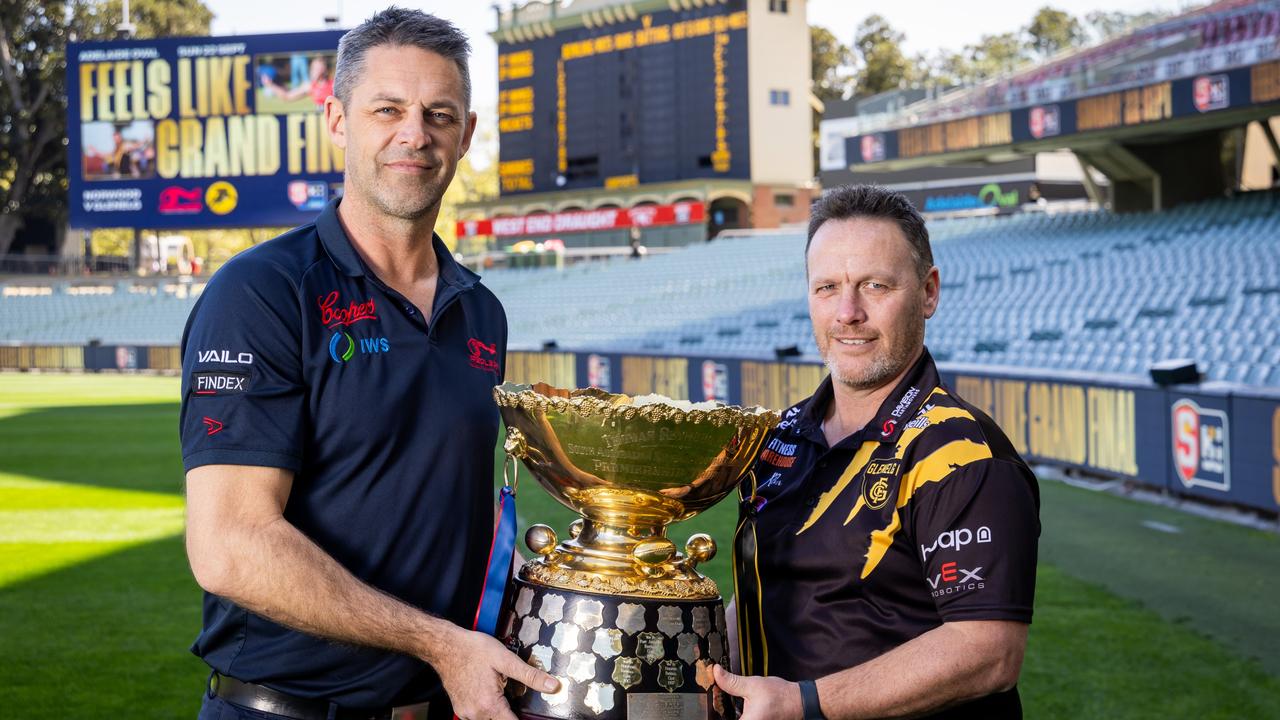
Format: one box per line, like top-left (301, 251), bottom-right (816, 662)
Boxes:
top-left (1172, 399), bottom-right (1230, 492)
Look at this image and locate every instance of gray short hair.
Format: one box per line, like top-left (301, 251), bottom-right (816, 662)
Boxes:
top-left (807, 184), bottom-right (933, 280)
top-left (334, 7), bottom-right (472, 108)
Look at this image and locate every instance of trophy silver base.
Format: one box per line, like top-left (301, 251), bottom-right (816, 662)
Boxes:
top-left (499, 577), bottom-right (735, 720)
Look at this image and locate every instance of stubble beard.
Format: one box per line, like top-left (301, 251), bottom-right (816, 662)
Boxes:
top-left (348, 150), bottom-right (451, 222)
top-left (821, 309), bottom-right (925, 392)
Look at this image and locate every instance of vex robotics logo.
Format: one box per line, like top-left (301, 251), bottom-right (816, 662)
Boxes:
top-left (329, 332), bottom-right (390, 363)
top-left (1173, 399), bottom-right (1230, 492)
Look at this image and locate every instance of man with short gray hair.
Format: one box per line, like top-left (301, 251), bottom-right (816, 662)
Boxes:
top-left (182, 8), bottom-right (556, 720)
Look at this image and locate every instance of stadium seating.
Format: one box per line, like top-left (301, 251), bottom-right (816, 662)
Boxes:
top-left (2, 190), bottom-right (1278, 385)
top-left (488, 190), bottom-right (1280, 386)
top-left (0, 281), bottom-right (202, 346)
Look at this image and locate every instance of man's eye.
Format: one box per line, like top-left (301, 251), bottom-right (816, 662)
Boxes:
top-left (430, 111), bottom-right (456, 122)
top-left (865, 282), bottom-right (887, 291)
top-left (375, 107), bottom-right (397, 115)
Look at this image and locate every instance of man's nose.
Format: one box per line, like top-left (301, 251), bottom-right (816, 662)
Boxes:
top-left (395, 113), bottom-right (431, 148)
top-left (836, 287), bottom-right (866, 325)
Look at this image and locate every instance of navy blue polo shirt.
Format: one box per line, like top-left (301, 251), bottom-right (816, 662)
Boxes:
top-left (179, 198), bottom-right (507, 709)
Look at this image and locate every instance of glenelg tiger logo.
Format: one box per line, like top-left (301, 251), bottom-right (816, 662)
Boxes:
top-left (864, 474), bottom-right (892, 509)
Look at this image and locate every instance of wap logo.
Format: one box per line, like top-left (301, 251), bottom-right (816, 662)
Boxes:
top-left (1172, 399), bottom-right (1230, 492)
top-left (328, 331), bottom-right (390, 363)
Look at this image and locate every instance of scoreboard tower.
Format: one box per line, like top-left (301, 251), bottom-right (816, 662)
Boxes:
top-left (459, 0), bottom-right (813, 249)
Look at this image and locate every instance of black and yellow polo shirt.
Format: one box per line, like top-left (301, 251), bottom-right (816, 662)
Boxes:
top-left (733, 349), bottom-right (1039, 718)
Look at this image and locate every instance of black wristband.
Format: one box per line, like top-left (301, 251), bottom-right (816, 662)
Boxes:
top-left (799, 679), bottom-right (826, 720)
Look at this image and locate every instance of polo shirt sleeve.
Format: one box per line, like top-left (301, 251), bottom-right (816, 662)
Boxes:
top-left (909, 458), bottom-right (1040, 623)
top-left (179, 257), bottom-right (306, 473)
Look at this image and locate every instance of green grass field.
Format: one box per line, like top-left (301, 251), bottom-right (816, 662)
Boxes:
top-left (1, 374), bottom-right (1278, 719)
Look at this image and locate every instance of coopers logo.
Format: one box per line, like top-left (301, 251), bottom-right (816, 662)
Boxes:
top-left (318, 291), bottom-right (378, 327)
top-left (1173, 399), bottom-right (1230, 492)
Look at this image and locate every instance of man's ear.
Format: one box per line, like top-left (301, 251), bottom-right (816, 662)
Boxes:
top-left (325, 95), bottom-right (347, 149)
top-left (459, 109), bottom-right (478, 159)
top-left (923, 266), bottom-right (940, 319)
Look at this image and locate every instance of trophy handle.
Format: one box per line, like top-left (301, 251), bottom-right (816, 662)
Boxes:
top-left (503, 427), bottom-right (527, 493)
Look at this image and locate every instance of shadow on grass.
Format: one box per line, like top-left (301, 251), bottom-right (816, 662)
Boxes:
top-left (0, 534), bottom-right (207, 719)
top-left (0, 403), bottom-right (184, 495)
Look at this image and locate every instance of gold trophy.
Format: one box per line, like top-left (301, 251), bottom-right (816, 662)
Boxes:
top-left (493, 382), bottom-right (778, 720)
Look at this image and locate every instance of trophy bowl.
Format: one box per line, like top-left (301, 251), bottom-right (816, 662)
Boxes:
top-left (493, 382), bottom-right (778, 720)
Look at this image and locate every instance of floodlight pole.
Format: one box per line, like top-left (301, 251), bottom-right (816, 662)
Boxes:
top-left (116, 0), bottom-right (141, 273)
top-left (116, 0), bottom-right (136, 40)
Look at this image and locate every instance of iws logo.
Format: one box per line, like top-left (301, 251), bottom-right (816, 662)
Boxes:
top-left (468, 338), bottom-right (500, 374)
top-left (1173, 399), bottom-right (1230, 492)
top-left (329, 332), bottom-right (390, 363)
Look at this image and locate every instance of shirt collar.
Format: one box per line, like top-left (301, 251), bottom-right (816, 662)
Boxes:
top-left (793, 347), bottom-right (941, 447)
top-left (316, 198), bottom-right (479, 290)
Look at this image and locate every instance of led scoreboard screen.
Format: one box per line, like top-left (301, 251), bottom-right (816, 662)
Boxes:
top-left (497, 1), bottom-right (750, 195)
